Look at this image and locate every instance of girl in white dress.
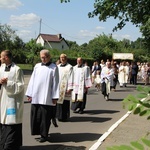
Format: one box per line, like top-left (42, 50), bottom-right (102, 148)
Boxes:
top-left (95, 70), bottom-right (101, 91)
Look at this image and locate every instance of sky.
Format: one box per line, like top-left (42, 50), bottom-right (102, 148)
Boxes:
top-left (0, 0), bottom-right (142, 45)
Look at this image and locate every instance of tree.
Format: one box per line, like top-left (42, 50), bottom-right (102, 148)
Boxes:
top-left (61, 0), bottom-right (149, 30)
top-left (88, 0), bottom-right (149, 31)
top-left (87, 34), bottom-right (120, 60)
top-left (140, 18), bottom-right (150, 51)
top-left (66, 40), bottom-right (79, 51)
top-left (107, 85), bottom-right (150, 150)
top-left (25, 39), bottom-right (45, 68)
top-left (0, 24), bottom-right (27, 63)
top-left (61, 0), bottom-right (150, 49)
top-left (0, 24), bottom-right (15, 50)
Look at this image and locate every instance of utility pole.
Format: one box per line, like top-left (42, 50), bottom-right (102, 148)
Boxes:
top-left (39, 18), bottom-right (42, 34)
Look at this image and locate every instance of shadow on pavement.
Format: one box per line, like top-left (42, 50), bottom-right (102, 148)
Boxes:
top-left (48, 132), bottom-right (102, 143)
top-left (69, 116), bottom-right (111, 123)
top-left (21, 144), bottom-right (86, 150)
top-left (108, 98), bottom-right (123, 101)
top-left (85, 109), bottom-right (120, 115)
top-left (115, 89), bottom-right (135, 92)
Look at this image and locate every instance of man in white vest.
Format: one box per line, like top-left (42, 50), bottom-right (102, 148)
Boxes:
top-left (56, 53), bottom-right (73, 121)
top-left (26, 49), bottom-right (59, 143)
top-left (0, 50), bottom-right (24, 150)
top-left (71, 57), bottom-right (92, 114)
top-left (101, 61), bottom-right (114, 101)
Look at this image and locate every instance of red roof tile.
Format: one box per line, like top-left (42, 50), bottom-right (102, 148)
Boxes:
top-left (39, 33), bottom-right (63, 42)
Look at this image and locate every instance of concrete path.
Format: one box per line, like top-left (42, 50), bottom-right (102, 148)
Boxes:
top-left (21, 74), bottom-right (148, 150)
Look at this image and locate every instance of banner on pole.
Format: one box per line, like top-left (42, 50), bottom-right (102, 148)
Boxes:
top-left (113, 53), bottom-right (133, 60)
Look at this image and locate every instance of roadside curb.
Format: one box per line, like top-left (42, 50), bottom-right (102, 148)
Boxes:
top-left (89, 97), bottom-right (146, 150)
top-left (89, 110), bottom-right (132, 150)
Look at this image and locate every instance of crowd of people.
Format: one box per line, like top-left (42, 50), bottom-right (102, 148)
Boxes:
top-left (91, 59), bottom-right (150, 95)
top-left (0, 49), bottom-right (149, 150)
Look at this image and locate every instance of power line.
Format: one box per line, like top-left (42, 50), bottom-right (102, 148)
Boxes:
top-left (41, 20), bottom-right (85, 41)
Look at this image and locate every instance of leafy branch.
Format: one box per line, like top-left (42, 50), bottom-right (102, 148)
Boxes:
top-left (123, 85), bottom-right (150, 119)
top-left (106, 137), bottom-right (150, 150)
top-left (106, 85), bottom-right (150, 150)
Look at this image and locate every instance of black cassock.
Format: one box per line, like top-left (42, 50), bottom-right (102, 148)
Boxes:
top-left (71, 92), bottom-right (87, 112)
top-left (0, 123), bottom-right (22, 150)
top-left (30, 104), bottom-right (54, 138)
top-left (101, 82), bottom-right (107, 96)
top-left (56, 100), bottom-right (70, 121)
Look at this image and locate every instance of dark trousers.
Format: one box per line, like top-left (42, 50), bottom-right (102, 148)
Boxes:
top-left (101, 82), bottom-right (107, 96)
top-left (113, 74), bottom-right (118, 89)
top-left (56, 100), bottom-right (70, 121)
top-left (71, 92), bottom-right (87, 111)
top-left (31, 104), bottom-right (54, 138)
top-left (0, 123), bottom-right (22, 150)
top-left (130, 74), bottom-right (137, 85)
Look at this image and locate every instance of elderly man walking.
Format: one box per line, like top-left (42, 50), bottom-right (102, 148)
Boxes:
top-left (71, 57), bottom-right (92, 114)
top-left (26, 49), bottom-right (59, 143)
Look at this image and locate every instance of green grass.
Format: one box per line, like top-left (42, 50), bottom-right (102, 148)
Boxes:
top-left (17, 64), bottom-right (33, 70)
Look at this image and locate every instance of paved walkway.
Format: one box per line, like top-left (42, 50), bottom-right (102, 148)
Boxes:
top-left (22, 72), bottom-right (150, 150)
top-left (96, 110), bottom-right (150, 150)
top-left (96, 85), bottom-right (150, 150)
top-left (94, 109), bottom-right (150, 150)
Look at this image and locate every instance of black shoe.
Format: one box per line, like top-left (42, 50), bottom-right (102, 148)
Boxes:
top-left (52, 118), bottom-right (58, 127)
top-left (58, 119), bottom-right (67, 122)
top-left (79, 110), bottom-right (84, 114)
top-left (38, 137), bottom-right (47, 143)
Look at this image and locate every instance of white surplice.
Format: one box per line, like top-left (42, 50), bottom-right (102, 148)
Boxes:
top-left (101, 66), bottom-right (114, 95)
top-left (72, 65), bottom-right (92, 102)
top-left (25, 63), bottom-right (59, 106)
top-left (57, 63), bottom-right (73, 104)
top-left (0, 63), bottom-right (24, 124)
top-left (118, 65), bottom-right (129, 85)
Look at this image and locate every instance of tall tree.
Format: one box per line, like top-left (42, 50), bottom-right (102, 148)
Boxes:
top-left (61, 0), bottom-right (150, 49)
top-left (88, 0), bottom-right (149, 31)
top-left (0, 24), bottom-right (15, 50)
top-left (140, 18), bottom-right (150, 51)
top-left (25, 39), bottom-right (44, 67)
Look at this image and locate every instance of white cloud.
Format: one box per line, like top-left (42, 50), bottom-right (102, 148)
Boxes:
top-left (0, 0), bottom-right (23, 9)
top-left (121, 34), bottom-right (131, 39)
top-left (96, 26), bottom-right (105, 30)
top-left (112, 34), bottom-right (131, 41)
top-left (9, 13), bottom-right (40, 28)
top-left (79, 30), bottom-right (97, 38)
top-left (16, 30), bottom-right (34, 42)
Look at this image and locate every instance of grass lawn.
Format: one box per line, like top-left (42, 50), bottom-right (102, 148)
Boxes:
top-left (17, 64), bottom-right (33, 70)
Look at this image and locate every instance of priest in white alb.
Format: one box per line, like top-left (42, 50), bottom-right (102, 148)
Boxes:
top-left (56, 53), bottom-right (73, 121)
top-left (25, 49), bottom-right (59, 143)
top-left (0, 50), bottom-right (24, 150)
top-left (71, 57), bottom-right (92, 114)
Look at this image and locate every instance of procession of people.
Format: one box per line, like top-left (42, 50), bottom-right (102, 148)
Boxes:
top-left (0, 49), bottom-right (150, 150)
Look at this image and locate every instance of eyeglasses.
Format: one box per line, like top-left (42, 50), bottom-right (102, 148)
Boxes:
top-left (40, 56), bottom-right (48, 59)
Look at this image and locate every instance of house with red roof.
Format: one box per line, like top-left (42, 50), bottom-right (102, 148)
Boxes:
top-left (36, 33), bottom-right (69, 50)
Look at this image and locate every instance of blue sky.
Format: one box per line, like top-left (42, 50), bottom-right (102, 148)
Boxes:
top-left (0, 0), bottom-right (142, 45)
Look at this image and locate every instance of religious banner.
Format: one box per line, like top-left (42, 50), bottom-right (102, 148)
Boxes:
top-left (113, 53), bottom-right (134, 60)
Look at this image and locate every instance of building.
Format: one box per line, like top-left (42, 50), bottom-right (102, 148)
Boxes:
top-left (36, 33), bottom-right (69, 50)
